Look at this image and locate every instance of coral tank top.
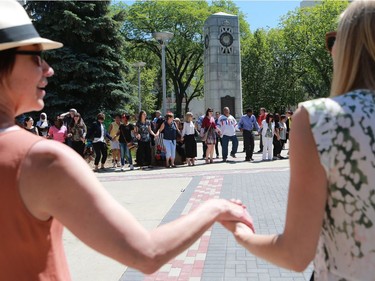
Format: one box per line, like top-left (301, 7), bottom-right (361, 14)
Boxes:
top-left (0, 128), bottom-right (71, 281)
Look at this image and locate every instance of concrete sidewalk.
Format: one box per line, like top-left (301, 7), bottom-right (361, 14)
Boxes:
top-left (64, 140), bottom-right (312, 281)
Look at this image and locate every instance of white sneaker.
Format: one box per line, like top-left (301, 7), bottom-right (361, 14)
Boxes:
top-left (112, 162), bottom-right (116, 168)
top-left (130, 165), bottom-right (134, 170)
top-left (121, 166), bottom-right (125, 171)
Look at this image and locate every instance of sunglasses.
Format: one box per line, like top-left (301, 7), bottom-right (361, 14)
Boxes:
top-left (325, 31), bottom-right (337, 53)
top-left (14, 50), bottom-right (44, 66)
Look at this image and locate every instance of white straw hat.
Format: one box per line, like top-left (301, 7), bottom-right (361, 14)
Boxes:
top-left (0, 0), bottom-right (63, 51)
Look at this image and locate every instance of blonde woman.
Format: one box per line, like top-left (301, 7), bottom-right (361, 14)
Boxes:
top-left (223, 1), bottom-right (375, 280)
top-left (181, 112), bottom-right (197, 166)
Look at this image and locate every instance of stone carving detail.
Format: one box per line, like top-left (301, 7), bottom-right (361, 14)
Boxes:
top-left (222, 20), bottom-right (231, 26)
top-left (219, 25), bottom-right (233, 54)
top-left (220, 26), bottom-right (232, 33)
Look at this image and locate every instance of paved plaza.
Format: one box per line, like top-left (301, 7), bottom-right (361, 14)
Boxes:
top-left (63, 140), bottom-right (313, 281)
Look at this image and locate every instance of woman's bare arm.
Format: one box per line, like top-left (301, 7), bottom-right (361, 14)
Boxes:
top-left (18, 142), bottom-right (250, 274)
top-left (147, 124), bottom-right (156, 137)
top-left (155, 122), bottom-right (164, 137)
top-left (223, 106), bottom-right (327, 271)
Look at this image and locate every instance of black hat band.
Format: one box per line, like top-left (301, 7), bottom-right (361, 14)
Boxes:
top-left (0, 24), bottom-right (40, 44)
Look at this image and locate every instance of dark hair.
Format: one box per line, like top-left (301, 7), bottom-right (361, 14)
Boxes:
top-left (273, 113), bottom-right (280, 122)
top-left (54, 117), bottom-right (63, 129)
top-left (23, 116), bottom-right (33, 126)
top-left (280, 114), bottom-right (287, 121)
top-left (246, 108), bottom-right (253, 114)
top-left (266, 113), bottom-right (273, 123)
top-left (114, 113), bottom-right (121, 119)
top-left (138, 110), bottom-right (146, 121)
top-left (0, 48), bottom-right (16, 78)
top-left (205, 108), bottom-right (213, 117)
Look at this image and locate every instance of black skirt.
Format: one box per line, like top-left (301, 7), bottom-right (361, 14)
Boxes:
top-left (184, 134), bottom-right (197, 158)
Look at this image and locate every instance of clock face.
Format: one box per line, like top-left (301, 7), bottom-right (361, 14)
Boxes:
top-left (205, 35), bottom-right (209, 49)
top-left (219, 32), bottom-right (234, 47)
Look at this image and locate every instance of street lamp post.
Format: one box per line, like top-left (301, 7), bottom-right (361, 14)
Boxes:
top-left (152, 31), bottom-right (174, 116)
top-left (133, 61), bottom-right (146, 113)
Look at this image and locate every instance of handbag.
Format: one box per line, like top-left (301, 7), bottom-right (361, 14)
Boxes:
top-left (201, 123), bottom-right (212, 142)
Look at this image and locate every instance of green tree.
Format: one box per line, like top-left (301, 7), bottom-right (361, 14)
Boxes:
top-left (116, 0), bottom-right (250, 117)
top-left (241, 0), bottom-right (349, 114)
top-left (280, 0), bottom-right (349, 99)
top-left (242, 29), bottom-right (272, 111)
top-left (25, 1), bottom-right (133, 122)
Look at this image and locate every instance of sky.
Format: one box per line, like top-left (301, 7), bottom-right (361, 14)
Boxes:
top-left (119, 1), bottom-right (302, 31)
top-left (235, 1), bottom-right (301, 31)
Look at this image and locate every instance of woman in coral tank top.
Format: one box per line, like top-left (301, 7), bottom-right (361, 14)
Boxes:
top-left (0, 1), bottom-right (254, 280)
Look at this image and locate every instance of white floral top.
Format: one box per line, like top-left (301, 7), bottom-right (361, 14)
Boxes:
top-left (301, 90), bottom-right (375, 281)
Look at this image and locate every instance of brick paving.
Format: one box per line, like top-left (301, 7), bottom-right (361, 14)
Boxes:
top-left (119, 166), bottom-right (313, 281)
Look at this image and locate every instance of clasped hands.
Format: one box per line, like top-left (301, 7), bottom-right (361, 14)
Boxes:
top-left (218, 199), bottom-right (255, 241)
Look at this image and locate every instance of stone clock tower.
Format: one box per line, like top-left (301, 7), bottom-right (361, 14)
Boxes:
top-left (203, 12), bottom-right (243, 118)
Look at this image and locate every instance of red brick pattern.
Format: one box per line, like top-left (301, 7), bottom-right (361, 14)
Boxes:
top-left (143, 175), bottom-right (223, 281)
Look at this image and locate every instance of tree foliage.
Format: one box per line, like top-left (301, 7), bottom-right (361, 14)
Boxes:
top-left (24, 0), bottom-right (349, 120)
top-left (242, 0), bottom-right (349, 114)
top-left (25, 1), bottom-right (133, 122)
top-left (116, 0), bottom-right (250, 117)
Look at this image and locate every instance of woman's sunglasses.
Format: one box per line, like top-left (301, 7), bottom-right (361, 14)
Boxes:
top-left (14, 50), bottom-right (44, 66)
top-left (325, 31), bottom-right (337, 53)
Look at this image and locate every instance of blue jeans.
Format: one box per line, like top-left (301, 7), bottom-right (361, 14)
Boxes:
top-left (221, 135), bottom-right (238, 160)
top-left (163, 139), bottom-right (176, 159)
top-left (120, 142), bottom-right (133, 166)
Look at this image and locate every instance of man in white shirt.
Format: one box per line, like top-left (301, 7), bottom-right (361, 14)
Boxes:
top-left (217, 107), bottom-right (238, 162)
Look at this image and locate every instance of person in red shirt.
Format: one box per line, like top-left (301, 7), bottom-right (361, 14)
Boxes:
top-left (201, 108), bottom-right (221, 163)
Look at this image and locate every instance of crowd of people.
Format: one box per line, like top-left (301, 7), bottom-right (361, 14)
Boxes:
top-left (20, 105), bottom-right (292, 171)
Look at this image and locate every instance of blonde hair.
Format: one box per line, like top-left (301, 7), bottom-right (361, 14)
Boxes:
top-left (331, 0), bottom-right (375, 97)
top-left (185, 112), bottom-right (193, 120)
